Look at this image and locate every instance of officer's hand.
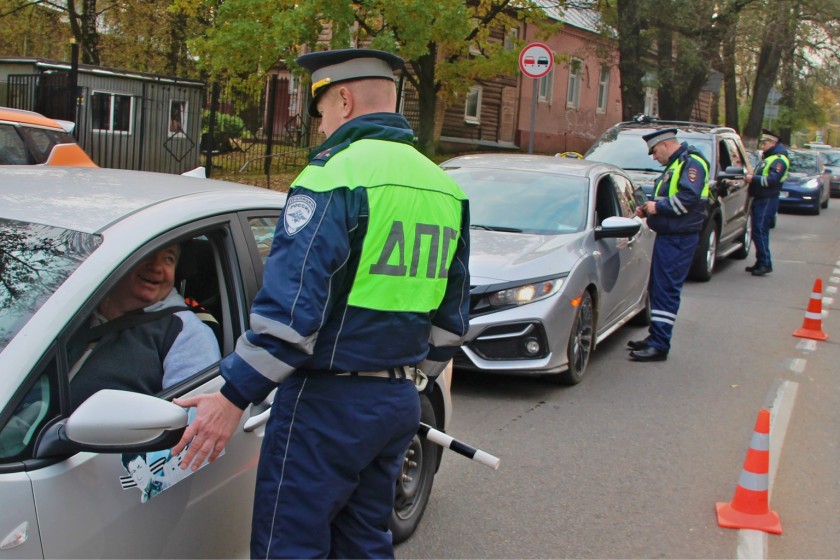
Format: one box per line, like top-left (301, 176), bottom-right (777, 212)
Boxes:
top-left (644, 201), bottom-right (657, 215)
top-left (172, 392), bottom-right (244, 471)
top-left (744, 173), bottom-right (753, 184)
top-left (635, 206), bottom-right (646, 218)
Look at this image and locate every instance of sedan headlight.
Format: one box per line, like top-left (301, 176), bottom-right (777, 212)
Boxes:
top-left (802, 178), bottom-right (821, 190)
top-left (485, 278), bottom-right (564, 308)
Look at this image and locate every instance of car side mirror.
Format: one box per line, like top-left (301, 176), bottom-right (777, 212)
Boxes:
top-left (595, 216), bottom-right (642, 240)
top-left (718, 166), bottom-right (745, 181)
top-left (34, 390), bottom-right (188, 459)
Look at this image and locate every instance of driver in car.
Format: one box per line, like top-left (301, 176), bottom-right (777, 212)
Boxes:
top-left (68, 244), bottom-right (221, 411)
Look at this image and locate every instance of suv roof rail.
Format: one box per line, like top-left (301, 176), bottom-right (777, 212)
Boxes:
top-left (620, 117), bottom-right (736, 134)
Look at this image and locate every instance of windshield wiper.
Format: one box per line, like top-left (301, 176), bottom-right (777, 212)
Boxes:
top-left (470, 224), bottom-right (523, 232)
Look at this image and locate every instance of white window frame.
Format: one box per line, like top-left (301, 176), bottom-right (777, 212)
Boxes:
top-left (464, 86), bottom-right (482, 125)
top-left (566, 59), bottom-right (582, 109)
top-left (503, 28), bottom-right (518, 51)
top-left (597, 66), bottom-right (610, 113)
top-left (539, 68), bottom-right (554, 104)
top-left (168, 99), bottom-right (188, 137)
top-left (91, 91), bottom-right (134, 134)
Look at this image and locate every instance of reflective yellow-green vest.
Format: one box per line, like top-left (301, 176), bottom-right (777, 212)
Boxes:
top-left (760, 154), bottom-right (790, 184)
top-left (295, 139), bottom-right (467, 313)
top-left (654, 152), bottom-right (711, 199)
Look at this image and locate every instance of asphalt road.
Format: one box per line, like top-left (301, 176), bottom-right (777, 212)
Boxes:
top-left (397, 203), bottom-right (840, 559)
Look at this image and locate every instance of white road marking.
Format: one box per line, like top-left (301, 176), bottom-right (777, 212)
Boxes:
top-left (795, 339), bottom-right (817, 352)
top-left (826, 286), bottom-right (837, 294)
top-left (787, 358), bottom-right (807, 374)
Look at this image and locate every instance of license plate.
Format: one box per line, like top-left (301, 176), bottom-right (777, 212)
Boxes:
top-left (779, 191), bottom-right (789, 198)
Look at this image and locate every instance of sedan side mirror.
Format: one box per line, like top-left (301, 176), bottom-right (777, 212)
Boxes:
top-left (595, 216), bottom-right (642, 240)
top-left (34, 390), bottom-right (188, 459)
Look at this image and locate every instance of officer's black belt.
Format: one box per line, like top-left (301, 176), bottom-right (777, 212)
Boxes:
top-left (335, 365), bottom-right (417, 382)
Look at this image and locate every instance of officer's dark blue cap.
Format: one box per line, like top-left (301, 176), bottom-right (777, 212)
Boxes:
top-left (642, 128), bottom-right (678, 154)
top-left (760, 129), bottom-right (780, 143)
top-left (296, 48), bottom-right (405, 118)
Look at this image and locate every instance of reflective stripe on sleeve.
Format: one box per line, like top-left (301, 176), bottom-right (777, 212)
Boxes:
top-left (429, 325), bottom-right (466, 347)
top-left (250, 314), bottom-right (318, 355)
top-left (234, 337), bottom-right (297, 383)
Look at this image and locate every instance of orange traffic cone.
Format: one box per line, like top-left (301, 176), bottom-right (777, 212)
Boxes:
top-left (716, 409), bottom-right (782, 534)
top-left (793, 278), bottom-right (828, 341)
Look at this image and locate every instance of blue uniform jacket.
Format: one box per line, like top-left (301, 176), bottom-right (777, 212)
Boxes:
top-left (749, 142), bottom-right (788, 199)
top-left (646, 143), bottom-right (708, 235)
top-left (220, 113), bottom-right (471, 407)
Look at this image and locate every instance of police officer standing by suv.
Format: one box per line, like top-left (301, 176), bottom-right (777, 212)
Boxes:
top-left (171, 48), bottom-right (471, 558)
top-left (744, 129), bottom-right (789, 276)
top-left (628, 128), bottom-right (709, 362)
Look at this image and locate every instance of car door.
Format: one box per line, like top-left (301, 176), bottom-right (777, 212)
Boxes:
top-left (592, 175), bottom-right (637, 328)
top-left (717, 136), bottom-right (750, 242)
top-left (611, 173), bottom-right (651, 300)
top-left (0, 213), bottom-right (279, 559)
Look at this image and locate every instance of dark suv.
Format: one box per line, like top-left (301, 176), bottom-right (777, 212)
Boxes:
top-left (584, 118), bottom-right (753, 281)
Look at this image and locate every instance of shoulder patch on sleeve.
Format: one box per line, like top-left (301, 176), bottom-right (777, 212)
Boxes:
top-left (775, 162), bottom-right (784, 173)
top-left (687, 167), bottom-right (698, 182)
top-left (284, 194), bottom-right (317, 235)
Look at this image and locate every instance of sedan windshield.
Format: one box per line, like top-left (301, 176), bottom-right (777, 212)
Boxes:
top-left (445, 167), bottom-right (589, 234)
top-left (586, 131), bottom-right (713, 173)
top-left (788, 151), bottom-right (819, 175)
top-left (0, 219), bottom-right (101, 352)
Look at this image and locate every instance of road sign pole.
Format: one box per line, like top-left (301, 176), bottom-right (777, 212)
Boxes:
top-left (528, 78), bottom-right (538, 154)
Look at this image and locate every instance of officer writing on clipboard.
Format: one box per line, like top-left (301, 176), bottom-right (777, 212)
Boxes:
top-left (628, 128), bottom-right (709, 362)
top-left (170, 48), bottom-right (471, 558)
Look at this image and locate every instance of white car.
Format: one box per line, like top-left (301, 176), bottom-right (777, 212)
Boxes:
top-left (0, 166), bottom-right (451, 558)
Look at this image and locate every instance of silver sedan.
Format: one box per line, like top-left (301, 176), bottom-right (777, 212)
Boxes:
top-left (442, 154), bottom-right (654, 384)
top-left (0, 166), bottom-right (451, 558)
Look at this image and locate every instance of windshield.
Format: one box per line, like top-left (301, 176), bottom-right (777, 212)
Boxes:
top-left (445, 166), bottom-right (589, 234)
top-left (0, 219), bottom-right (101, 352)
top-left (585, 130), bottom-right (713, 173)
top-left (788, 151), bottom-right (820, 175)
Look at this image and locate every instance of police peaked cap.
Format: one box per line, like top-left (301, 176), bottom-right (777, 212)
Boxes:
top-left (642, 128), bottom-right (678, 154)
top-left (296, 48), bottom-right (405, 118)
top-left (760, 129), bottom-right (780, 143)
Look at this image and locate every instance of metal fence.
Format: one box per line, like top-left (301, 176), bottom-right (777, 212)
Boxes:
top-left (5, 70), bottom-right (419, 184)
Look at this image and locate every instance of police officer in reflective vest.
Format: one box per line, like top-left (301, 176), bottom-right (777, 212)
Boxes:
top-left (744, 129), bottom-right (789, 276)
top-left (171, 49), bottom-right (471, 558)
top-left (628, 128), bottom-right (709, 362)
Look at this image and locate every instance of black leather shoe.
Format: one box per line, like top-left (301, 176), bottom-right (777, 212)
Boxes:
top-left (745, 263), bottom-right (759, 272)
top-left (629, 346), bottom-right (668, 362)
top-left (627, 338), bottom-right (650, 351)
top-left (751, 266), bottom-right (772, 276)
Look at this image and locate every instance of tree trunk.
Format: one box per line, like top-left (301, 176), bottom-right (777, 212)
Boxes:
top-left (80, 0), bottom-right (100, 65)
top-left (721, 31), bottom-right (739, 130)
top-left (412, 48), bottom-right (439, 157)
top-left (655, 26), bottom-right (675, 118)
top-left (616, 0), bottom-right (647, 119)
top-left (743, 4), bottom-right (795, 143)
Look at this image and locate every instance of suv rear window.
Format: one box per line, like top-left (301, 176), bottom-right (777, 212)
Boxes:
top-left (0, 219), bottom-right (101, 352)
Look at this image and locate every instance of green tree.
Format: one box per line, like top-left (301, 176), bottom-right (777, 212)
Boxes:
top-left (172, 0), bottom-right (564, 155)
top-left (0, 1), bottom-right (70, 59)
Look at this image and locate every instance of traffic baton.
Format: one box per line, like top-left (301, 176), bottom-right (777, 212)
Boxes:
top-left (418, 422), bottom-right (500, 470)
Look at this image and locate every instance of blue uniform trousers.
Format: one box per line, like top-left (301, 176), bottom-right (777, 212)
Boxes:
top-left (250, 372), bottom-right (420, 559)
top-left (647, 233), bottom-right (700, 353)
top-left (751, 197), bottom-right (778, 269)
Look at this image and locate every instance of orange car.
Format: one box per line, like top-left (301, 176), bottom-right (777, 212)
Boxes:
top-left (0, 106), bottom-right (96, 167)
